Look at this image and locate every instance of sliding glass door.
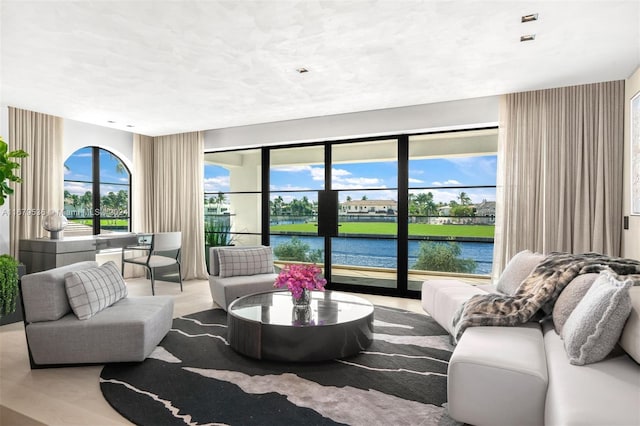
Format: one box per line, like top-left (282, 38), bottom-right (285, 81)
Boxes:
top-left (330, 140), bottom-right (398, 290)
top-left (269, 145), bottom-right (325, 270)
top-left (207, 127), bottom-right (498, 297)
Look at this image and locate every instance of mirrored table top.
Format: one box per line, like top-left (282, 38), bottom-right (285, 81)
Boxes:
top-left (228, 290), bottom-right (374, 327)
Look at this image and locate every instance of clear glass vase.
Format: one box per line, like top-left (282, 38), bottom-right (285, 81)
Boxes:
top-left (292, 288), bottom-right (311, 307)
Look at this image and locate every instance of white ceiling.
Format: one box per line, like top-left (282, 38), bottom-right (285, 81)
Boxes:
top-left (1, 1), bottom-right (639, 137)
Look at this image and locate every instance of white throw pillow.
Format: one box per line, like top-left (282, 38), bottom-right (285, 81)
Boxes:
top-left (562, 270), bottom-right (634, 366)
top-left (495, 250), bottom-right (545, 295)
top-left (64, 261), bottom-right (128, 320)
top-left (552, 273), bottom-right (599, 335)
top-left (217, 247), bottom-right (274, 278)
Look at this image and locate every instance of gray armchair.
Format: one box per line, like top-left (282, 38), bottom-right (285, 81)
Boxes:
top-left (209, 245), bottom-right (279, 310)
top-left (19, 261), bottom-right (174, 368)
top-left (122, 232), bottom-right (182, 295)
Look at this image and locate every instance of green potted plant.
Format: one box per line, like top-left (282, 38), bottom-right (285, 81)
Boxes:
top-left (0, 135), bottom-right (28, 324)
top-left (204, 217), bottom-right (234, 272)
top-left (0, 255), bottom-right (19, 318)
top-left (0, 135), bottom-right (28, 206)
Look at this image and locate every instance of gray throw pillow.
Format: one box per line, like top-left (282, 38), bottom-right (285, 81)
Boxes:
top-left (65, 261), bottom-right (128, 320)
top-left (495, 250), bottom-right (545, 295)
top-left (217, 247), bottom-right (275, 278)
top-left (552, 273), bottom-right (599, 335)
top-left (562, 270), bottom-right (634, 366)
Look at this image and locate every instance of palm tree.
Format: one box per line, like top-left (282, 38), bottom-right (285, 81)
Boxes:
top-left (81, 191), bottom-right (92, 210)
top-left (457, 191), bottom-right (472, 206)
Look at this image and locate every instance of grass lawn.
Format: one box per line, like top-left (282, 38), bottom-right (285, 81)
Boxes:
top-left (269, 222), bottom-right (495, 238)
top-left (70, 218), bottom-right (129, 227)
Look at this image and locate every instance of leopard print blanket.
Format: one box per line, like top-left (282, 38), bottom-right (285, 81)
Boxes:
top-left (451, 252), bottom-right (640, 343)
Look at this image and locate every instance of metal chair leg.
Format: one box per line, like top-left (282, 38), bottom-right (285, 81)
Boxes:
top-left (148, 267), bottom-right (155, 296)
top-left (177, 262), bottom-right (183, 292)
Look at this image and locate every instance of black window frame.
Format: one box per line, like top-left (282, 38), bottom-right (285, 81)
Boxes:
top-left (63, 146), bottom-right (132, 235)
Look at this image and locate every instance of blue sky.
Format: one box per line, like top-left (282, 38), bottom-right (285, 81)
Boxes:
top-left (64, 147), bottom-right (130, 195)
top-left (205, 154), bottom-right (497, 204)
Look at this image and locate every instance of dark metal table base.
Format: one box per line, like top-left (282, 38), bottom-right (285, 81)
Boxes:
top-left (228, 290), bottom-right (374, 362)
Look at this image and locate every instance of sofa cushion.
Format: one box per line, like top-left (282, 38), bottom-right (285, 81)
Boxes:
top-left (562, 270), bottom-right (634, 365)
top-left (21, 261), bottom-right (99, 323)
top-left (552, 273), bottom-right (599, 335)
top-left (26, 296), bottom-right (174, 365)
top-left (217, 246), bottom-right (274, 278)
top-left (65, 261), bottom-right (128, 320)
top-left (210, 273), bottom-right (279, 311)
top-left (421, 279), bottom-right (489, 334)
top-left (448, 323), bottom-right (547, 426)
top-left (495, 250), bottom-right (545, 295)
top-left (619, 285), bottom-right (640, 364)
top-left (543, 321), bottom-right (640, 426)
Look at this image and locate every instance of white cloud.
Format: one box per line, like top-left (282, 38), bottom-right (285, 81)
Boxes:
top-left (311, 167), bottom-right (327, 181)
top-left (272, 165), bottom-right (312, 173)
top-left (331, 168), bottom-right (351, 178)
top-left (72, 153), bottom-right (93, 158)
top-left (204, 176), bottom-right (230, 192)
top-left (64, 182), bottom-right (92, 195)
top-left (408, 177), bottom-right (424, 184)
top-left (270, 184), bottom-right (314, 192)
top-left (431, 179), bottom-right (461, 186)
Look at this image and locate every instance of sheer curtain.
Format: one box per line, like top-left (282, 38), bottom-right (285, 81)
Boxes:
top-left (493, 81), bottom-right (625, 277)
top-left (8, 107), bottom-right (63, 258)
top-left (133, 131), bottom-right (208, 280)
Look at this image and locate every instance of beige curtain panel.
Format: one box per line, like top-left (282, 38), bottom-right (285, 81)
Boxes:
top-left (133, 131), bottom-right (208, 280)
top-left (8, 107), bottom-right (64, 258)
top-left (493, 80), bottom-right (625, 277)
top-left (132, 133), bottom-right (155, 234)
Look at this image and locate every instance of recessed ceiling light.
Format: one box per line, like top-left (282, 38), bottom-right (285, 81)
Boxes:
top-left (296, 67), bottom-right (309, 74)
top-left (521, 13), bottom-right (538, 23)
top-left (126, 124), bottom-right (134, 128)
top-left (520, 34), bottom-right (536, 42)
top-left (107, 120), bottom-right (115, 124)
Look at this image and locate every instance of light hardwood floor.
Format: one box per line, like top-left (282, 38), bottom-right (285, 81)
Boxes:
top-left (0, 277), bottom-right (426, 425)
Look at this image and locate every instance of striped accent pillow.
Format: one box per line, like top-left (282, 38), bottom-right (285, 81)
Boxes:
top-left (217, 247), bottom-right (274, 278)
top-left (64, 261), bottom-right (128, 320)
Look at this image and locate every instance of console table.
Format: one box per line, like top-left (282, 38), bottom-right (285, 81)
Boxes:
top-left (19, 234), bottom-right (139, 274)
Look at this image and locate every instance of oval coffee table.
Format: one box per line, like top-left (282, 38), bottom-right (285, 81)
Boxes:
top-left (227, 290), bottom-right (374, 362)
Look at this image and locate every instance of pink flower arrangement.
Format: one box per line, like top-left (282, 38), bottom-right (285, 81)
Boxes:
top-left (274, 264), bottom-right (327, 300)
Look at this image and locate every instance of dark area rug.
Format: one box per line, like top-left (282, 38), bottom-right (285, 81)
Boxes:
top-left (100, 305), bottom-right (460, 426)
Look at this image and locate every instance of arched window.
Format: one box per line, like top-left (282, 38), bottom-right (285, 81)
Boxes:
top-left (63, 147), bottom-right (131, 236)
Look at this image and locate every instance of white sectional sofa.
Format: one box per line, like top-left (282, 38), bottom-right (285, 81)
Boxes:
top-left (422, 252), bottom-right (640, 426)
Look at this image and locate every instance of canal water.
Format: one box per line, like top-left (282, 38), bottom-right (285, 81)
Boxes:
top-left (271, 235), bottom-right (494, 275)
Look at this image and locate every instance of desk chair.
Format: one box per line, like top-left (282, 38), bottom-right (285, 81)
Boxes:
top-left (122, 232), bottom-right (183, 295)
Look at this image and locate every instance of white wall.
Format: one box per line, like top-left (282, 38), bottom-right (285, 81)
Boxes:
top-left (64, 118), bottom-right (133, 168)
top-left (623, 67), bottom-right (640, 260)
top-left (204, 96), bottom-right (499, 150)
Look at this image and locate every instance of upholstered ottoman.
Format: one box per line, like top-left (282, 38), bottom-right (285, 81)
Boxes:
top-left (447, 323), bottom-right (548, 426)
